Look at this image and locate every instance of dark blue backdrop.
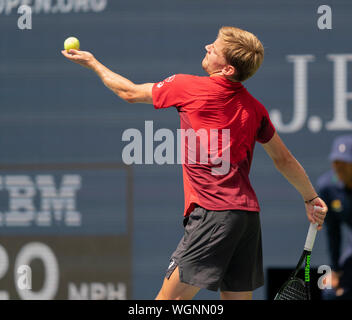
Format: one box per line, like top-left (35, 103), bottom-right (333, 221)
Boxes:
top-left (1, 0), bottom-right (352, 299)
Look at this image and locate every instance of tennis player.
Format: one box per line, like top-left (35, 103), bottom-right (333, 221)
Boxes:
top-left (62, 26), bottom-right (328, 300)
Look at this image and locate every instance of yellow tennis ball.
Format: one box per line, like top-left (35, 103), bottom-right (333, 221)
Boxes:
top-left (64, 37), bottom-right (80, 51)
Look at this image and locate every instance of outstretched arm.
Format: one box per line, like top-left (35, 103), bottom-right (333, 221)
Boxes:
top-left (61, 49), bottom-right (154, 104)
top-left (262, 132), bottom-right (328, 230)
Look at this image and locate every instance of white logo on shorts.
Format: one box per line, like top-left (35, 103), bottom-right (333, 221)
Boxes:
top-left (168, 259), bottom-right (175, 270)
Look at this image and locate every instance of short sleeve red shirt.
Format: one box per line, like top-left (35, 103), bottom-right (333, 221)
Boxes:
top-left (152, 74), bottom-right (275, 217)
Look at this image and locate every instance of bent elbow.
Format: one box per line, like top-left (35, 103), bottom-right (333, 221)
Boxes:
top-left (119, 91), bottom-right (137, 103)
top-left (124, 97), bottom-right (137, 103)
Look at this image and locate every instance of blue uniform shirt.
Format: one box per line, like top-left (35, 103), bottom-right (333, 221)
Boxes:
top-left (317, 170), bottom-right (352, 271)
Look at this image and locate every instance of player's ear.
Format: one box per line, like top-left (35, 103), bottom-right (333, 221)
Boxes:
top-left (222, 64), bottom-right (236, 77)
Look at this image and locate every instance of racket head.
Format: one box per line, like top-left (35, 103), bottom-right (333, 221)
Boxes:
top-left (274, 277), bottom-right (308, 300)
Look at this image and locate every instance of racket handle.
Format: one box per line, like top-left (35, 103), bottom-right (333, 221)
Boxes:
top-left (304, 223), bottom-right (318, 251)
top-left (304, 222), bottom-right (318, 251)
top-left (304, 206), bottom-right (320, 251)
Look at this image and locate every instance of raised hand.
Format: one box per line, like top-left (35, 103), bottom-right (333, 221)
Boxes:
top-left (61, 49), bottom-right (96, 69)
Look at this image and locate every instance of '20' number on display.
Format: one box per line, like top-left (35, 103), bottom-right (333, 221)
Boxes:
top-left (0, 243), bottom-right (59, 300)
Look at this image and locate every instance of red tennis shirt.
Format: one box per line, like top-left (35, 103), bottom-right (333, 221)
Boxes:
top-left (152, 74), bottom-right (275, 217)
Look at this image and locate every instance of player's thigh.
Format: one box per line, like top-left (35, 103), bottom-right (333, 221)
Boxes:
top-left (155, 266), bottom-right (200, 300)
top-left (220, 291), bottom-right (253, 300)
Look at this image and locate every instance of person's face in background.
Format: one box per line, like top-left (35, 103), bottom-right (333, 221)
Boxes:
top-left (332, 160), bottom-right (352, 189)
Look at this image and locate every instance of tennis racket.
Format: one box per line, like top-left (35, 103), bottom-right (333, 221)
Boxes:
top-left (274, 209), bottom-right (319, 300)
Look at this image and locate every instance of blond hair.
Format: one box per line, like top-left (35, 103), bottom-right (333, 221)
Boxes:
top-left (218, 26), bottom-right (264, 82)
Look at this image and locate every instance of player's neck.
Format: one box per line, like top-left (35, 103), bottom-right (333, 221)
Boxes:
top-left (209, 72), bottom-right (239, 83)
top-left (208, 70), bottom-right (223, 77)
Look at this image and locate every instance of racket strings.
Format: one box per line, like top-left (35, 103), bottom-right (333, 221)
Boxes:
top-left (275, 278), bottom-right (308, 300)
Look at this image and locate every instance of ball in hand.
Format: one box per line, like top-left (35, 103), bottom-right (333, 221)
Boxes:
top-left (64, 37), bottom-right (80, 51)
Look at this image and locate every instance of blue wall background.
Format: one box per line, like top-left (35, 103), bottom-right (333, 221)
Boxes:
top-left (1, 0), bottom-right (352, 299)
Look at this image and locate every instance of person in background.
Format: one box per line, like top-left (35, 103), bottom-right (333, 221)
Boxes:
top-left (317, 135), bottom-right (352, 299)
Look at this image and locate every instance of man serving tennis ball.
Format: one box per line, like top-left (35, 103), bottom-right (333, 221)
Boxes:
top-left (61, 27), bottom-right (328, 300)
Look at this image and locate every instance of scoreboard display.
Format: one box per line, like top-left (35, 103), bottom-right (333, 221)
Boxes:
top-left (0, 163), bottom-right (133, 300)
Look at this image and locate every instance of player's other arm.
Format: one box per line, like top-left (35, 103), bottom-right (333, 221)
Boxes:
top-left (61, 49), bottom-right (153, 104)
top-left (262, 132), bottom-right (328, 228)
